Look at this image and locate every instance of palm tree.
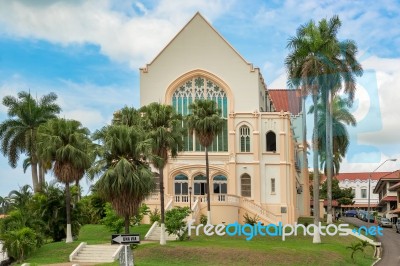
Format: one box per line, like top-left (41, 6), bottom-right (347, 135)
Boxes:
top-left (310, 96), bottom-right (356, 176)
top-left (0, 91), bottom-right (61, 192)
top-left (286, 17), bottom-right (340, 243)
top-left (140, 102), bottom-right (184, 245)
top-left (91, 125), bottom-right (155, 233)
top-left (37, 118), bottom-right (93, 243)
top-left (317, 16), bottom-right (363, 224)
top-left (186, 99), bottom-right (224, 224)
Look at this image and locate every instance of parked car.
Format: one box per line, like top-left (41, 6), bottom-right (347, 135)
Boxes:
top-left (344, 210), bottom-right (357, 217)
top-left (396, 220), bottom-right (400, 233)
top-left (357, 210), bottom-right (367, 220)
top-left (378, 217), bottom-right (392, 228)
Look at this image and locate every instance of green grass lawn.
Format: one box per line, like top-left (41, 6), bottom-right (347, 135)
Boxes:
top-left (21, 223), bottom-right (375, 266)
top-left (21, 224), bottom-right (150, 265)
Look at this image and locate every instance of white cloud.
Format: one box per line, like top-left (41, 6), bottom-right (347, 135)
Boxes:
top-left (0, 0), bottom-right (234, 69)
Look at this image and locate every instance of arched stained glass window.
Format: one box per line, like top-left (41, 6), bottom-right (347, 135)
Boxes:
top-left (239, 125), bottom-right (250, 152)
top-left (172, 76), bottom-right (228, 152)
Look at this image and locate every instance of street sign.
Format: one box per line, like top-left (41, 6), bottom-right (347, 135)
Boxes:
top-left (111, 234), bottom-right (140, 244)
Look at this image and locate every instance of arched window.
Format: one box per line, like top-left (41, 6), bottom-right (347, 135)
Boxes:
top-left (239, 125), bottom-right (250, 152)
top-left (266, 131), bottom-right (276, 152)
top-left (213, 175), bottom-right (227, 194)
top-left (174, 174), bottom-right (188, 195)
top-left (172, 76), bottom-right (228, 152)
top-left (194, 175), bottom-right (207, 195)
top-left (241, 174), bottom-right (251, 197)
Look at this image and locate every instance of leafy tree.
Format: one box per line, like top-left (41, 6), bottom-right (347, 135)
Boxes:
top-left (165, 207), bottom-right (190, 241)
top-left (37, 118), bottom-right (93, 243)
top-left (140, 102), bottom-right (184, 245)
top-left (131, 203), bottom-right (150, 226)
top-left (187, 99), bottom-right (224, 224)
top-left (320, 178), bottom-right (354, 206)
top-left (91, 124), bottom-right (155, 233)
top-left (0, 91), bottom-right (61, 192)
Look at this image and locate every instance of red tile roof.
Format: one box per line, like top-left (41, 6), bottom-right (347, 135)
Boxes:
top-left (381, 196), bottom-right (397, 202)
top-left (268, 89), bottom-right (301, 115)
top-left (321, 170), bottom-right (400, 182)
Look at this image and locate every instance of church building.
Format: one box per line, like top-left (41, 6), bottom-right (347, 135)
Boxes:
top-left (141, 13), bottom-right (309, 225)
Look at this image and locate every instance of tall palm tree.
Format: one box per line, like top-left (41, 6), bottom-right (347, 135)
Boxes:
top-left (186, 99), bottom-right (224, 224)
top-left (310, 96), bottom-right (356, 176)
top-left (0, 91), bottom-right (61, 192)
top-left (37, 118), bottom-right (93, 243)
top-left (286, 18), bottom-right (339, 243)
top-left (91, 125), bottom-right (155, 233)
top-left (140, 102), bottom-right (184, 245)
top-left (317, 16), bottom-right (362, 224)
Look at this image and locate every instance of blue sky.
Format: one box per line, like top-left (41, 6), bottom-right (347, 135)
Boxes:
top-left (0, 0), bottom-right (400, 196)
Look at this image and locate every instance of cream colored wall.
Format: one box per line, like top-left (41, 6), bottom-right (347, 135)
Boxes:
top-left (140, 14), bottom-right (306, 225)
top-left (140, 14), bottom-right (260, 112)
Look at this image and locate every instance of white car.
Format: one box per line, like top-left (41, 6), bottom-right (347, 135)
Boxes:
top-left (378, 218), bottom-right (392, 228)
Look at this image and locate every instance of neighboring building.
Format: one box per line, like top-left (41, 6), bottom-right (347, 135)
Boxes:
top-left (372, 170), bottom-right (400, 220)
top-left (388, 181), bottom-right (400, 220)
top-left (335, 172), bottom-right (382, 211)
top-left (141, 13), bottom-right (309, 225)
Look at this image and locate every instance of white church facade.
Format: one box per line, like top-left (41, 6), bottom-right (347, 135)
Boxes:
top-left (141, 13), bottom-right (309, 225)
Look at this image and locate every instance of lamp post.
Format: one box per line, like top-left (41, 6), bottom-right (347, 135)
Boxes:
top-left (367, 158), bottom-right (397, 225)
top-left (189, 186), bottom-right (192, 211)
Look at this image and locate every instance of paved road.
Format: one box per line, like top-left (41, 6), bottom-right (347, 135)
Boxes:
top-left (342, 217), bottom-right (400, 266)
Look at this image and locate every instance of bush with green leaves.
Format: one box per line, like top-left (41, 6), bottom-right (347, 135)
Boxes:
top-left (149, 208), bottom-right (161, 224)
top-left (131, 203), bottom-right (150, 226)
top-left (200, 214), bottom-right (207, 225)
top-left (165, 206), bottom-right (190, 241)
top-left (243, 212), bottom-right (260, 225)
top-left (1, 227), bottom-right (42, 263)
top-left (101, 203), bottom-right (124, 233)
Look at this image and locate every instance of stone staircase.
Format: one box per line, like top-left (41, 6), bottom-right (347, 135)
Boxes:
top-left (145, 223), bottom-right (177, 241)
top-left (70, 243), bottom-right (122, 263)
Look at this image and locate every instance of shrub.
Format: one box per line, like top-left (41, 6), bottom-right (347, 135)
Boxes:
top-left (131, 203), bottom-right (150, 226)
top-left (101, 203), bottom-right (124, 233)
top-left (1, 227), bottom-right (42, 263)
top-left (200, 214), bottom-right (207, 225)
top-left (165, 207), bottom-right (190, 241)
top-left (243, 213), bottom-right (260, 225)
top-left (149, 208), bottom-right (161, 224)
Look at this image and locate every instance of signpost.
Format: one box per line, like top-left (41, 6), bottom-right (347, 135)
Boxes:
top-left (111, 234), bottom-right (140, 245)
top-left (111, 234), bottom-right (140, 266)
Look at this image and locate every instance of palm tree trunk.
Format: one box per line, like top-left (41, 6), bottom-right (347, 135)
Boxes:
top-left (302, 95), bottom-right (308, 214)
top-left (65, 182), bottom-right (73, 243)
top-left (326, 90), bottom-right (333, 224)
top-left (75, 179), bottom-right (80, 202)
top-left (31, 161), bottom-right (40, 193)
top-left (38, 162), bottom-right (44, 189)
top-left (205, 146), bottom-right (211, 224)
top-left (159, 167), bottom-right (166, 245)
top-left (312, 93), bottom-right (321, 244)
top-left (124, 214), bottom-right (130, 234)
